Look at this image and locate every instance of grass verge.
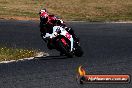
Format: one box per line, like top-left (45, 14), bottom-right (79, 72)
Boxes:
top-left (0, 47), bottom-right (39, 62)
top-left (0, 0), bottom-right (132, 21)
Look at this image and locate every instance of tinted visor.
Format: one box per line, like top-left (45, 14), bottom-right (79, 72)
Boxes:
top-left (40, 16), bottom-right (48, 24)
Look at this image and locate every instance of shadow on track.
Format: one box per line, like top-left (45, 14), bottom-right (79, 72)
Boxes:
top-left (34, 55), bottom-right (70, 60)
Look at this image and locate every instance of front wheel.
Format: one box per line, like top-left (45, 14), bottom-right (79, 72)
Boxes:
top-left (57, 39), bottom-right (73, 58)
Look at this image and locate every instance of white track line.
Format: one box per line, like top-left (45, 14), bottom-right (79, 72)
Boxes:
top-left (106, 21), bottom-right (132, 23)
top-left (0, 52), bottom-right (49, 64)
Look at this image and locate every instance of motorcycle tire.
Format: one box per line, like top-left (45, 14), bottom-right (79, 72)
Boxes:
top-left (58, 40), bottom-right (73, 58)
top-left (74, 45), bottom-right (83, 57)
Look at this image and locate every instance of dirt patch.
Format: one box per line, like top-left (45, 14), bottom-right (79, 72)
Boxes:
top-left (0, 0), bottom-right (132, 21)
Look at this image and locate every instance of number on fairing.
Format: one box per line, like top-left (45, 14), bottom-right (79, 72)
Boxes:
top-left (56, 27), bottom-right (60, 32)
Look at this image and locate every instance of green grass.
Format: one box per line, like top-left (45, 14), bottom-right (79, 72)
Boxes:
top-left (0, 0), bottom-right (132, 21)
top-left (0, 47), bottom-right (38, 62)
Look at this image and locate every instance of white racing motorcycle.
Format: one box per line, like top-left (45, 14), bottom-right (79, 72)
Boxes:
top-left (45, 26), bottom-right (83, 57)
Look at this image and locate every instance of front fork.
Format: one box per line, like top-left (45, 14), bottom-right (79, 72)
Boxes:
top-left (69, 35), bottom-right (74, 52)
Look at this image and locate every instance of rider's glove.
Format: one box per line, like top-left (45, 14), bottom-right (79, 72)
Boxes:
top-left (41, 33), bottom-right (47, 42)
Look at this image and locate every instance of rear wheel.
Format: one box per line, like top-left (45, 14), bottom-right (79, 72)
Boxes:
top-left (74, 45), bottom-right (83, 57)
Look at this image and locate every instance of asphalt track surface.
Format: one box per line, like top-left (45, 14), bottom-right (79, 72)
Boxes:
top-left (0, 20), bottom-right (132, 88)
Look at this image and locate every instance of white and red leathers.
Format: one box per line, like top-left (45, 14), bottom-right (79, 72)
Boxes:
top-left (39, 9), bottom-right (79, 49)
